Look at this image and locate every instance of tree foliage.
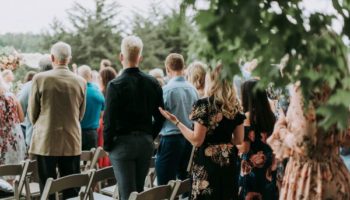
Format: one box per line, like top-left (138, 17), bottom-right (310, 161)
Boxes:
top-left (131, 5), bottom-right (195, 70)
top-left (183, 0), bottom-right (350, 131)
top-left (0, 33), bottom-right (45, 53)
top-left (43, 0), bottom-right (122, 70)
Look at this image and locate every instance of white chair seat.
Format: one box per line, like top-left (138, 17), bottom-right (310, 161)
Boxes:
top-left (100, 185), bottom-right (115, 196)
top-left (93, 192), bottom-right (115, 200)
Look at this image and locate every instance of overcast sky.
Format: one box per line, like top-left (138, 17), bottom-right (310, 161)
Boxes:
top-left (0, 0), bottom-right (337, 34)
top-left (0, 0), bottom-right (178, 34)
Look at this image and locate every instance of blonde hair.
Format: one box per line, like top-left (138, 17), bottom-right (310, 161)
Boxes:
top-left (187, 61), bottom-right (207, 91)
top-left (121, 36), bottom-right (143, 63)
top-left (205, 65), bottom-right (242, 119)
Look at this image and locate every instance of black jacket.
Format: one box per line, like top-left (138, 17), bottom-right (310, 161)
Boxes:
top-left (103, 67), bottom-right (165, 151)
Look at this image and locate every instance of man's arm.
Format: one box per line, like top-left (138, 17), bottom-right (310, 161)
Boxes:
top-left (17, 83), bottom-right (30, 116)
top-left (79, 84), bottom-right (87, 121)
top-left (28, 78), bottom-right (40, 124)
top-left (103, 83), bottom-right (119, 151)
top-left (152, 84), bottom-right (165, 139)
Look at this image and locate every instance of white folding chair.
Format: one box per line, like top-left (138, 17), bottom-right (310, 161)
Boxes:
top-left (83, 166), bottom-right (116, 200)
top-left (128, 184), bottom-right (173, 200)
top-left (40, 173), bottom-right (90, 200)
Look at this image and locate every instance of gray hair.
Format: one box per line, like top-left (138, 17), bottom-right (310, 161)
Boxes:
top-left (149, 68), bottom-right (164, 79)
top-left (121, 36), bottom-right (143, 63)
top-left (50, 41), bottom-right (72, 63)
top-left (77, 65), bottom-right (92, 81)
top-left (39, 55), bottom-right (53, 72)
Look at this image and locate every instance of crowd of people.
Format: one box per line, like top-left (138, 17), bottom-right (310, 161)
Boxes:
top-left (0, 35), bottom-right (350, 200)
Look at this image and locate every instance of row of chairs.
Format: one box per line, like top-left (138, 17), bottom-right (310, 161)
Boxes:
top-left (0, 146), bottom-right (191, 200)
top-left (41, 166), bottom-right (191, 200)
top-left (0, 147), bottom-right (111, 200)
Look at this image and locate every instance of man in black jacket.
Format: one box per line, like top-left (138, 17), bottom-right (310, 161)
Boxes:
top-left (103, 35), bottom-right (165, 200)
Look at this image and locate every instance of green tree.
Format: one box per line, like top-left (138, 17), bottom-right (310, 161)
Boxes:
top-left (131, 5), bottom-right (196, 70)
top-left (184, 0), bottom-right (350, 130)
top-left (0, 33), bottom-right (45, 53)
top-left (43, 0), bottom-right (122, 70)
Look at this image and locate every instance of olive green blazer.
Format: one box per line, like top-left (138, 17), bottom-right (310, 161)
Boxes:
top-left (28, 66), bottom-right (86, 156)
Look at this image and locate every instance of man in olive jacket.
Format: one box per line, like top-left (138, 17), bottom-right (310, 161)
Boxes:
top-left (28, 41), bottom-right (86, 199)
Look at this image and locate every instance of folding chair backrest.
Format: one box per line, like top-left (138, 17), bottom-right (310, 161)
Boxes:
top-left (26, 160), bottom-right (39, 181)
top-left (40, 173), bottom-right (90, 200)
top-left (169, 179), bottom-right (191, 200)
top-left (0, 160), bottom-right (32, 199)
top-left (80, 148), bottom-right (96, 171)
top-left (0, 164), bottom-right (23, 176)
top-left (90, 147), bottom-right (108, 169)
top-left (128, 184), bottom-right (173, 200)
top-left (82, 167), bottom-right (115, 200)
top-left (89, 166), bottom-right (114, 188)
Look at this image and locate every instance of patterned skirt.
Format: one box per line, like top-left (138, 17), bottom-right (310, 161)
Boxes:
top-left (191, 143), bottom-right (239, 200)
top-left (280, 154), bottom-right (350, 200)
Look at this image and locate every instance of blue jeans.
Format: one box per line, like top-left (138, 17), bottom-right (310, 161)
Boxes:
top-left (109, 133), bottom-right (154, 200)
top-left (155, 134), bottom-right (192, 185)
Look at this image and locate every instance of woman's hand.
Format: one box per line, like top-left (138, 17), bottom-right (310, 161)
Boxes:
top-left (158, 107), bottom-right (179, 125)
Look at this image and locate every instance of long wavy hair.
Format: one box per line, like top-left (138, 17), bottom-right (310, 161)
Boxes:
top-left (205, 65), bottom-right (242, 119)
top-left (99, 67), bottom-right (117, 96)
top-left (241, 79), bottom-right (276, 136)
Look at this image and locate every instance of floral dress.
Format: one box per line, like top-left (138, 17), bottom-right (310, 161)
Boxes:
top-left (237, 126), bottom-right (278, 200)
top-left (189, 97), bottom-right (245, 200)
top-left (267, 86), bottom-right (350, 200)
top-left (0, 92), bottom-right (26, 166)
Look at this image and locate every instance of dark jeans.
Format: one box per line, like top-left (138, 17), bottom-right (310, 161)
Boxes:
top-left (82, 129), bottom-right (98, 150)
top-left (155, 134), bottom-right (192, 185)
top-left (36, 155), bottom-right (80, 200)
top-left (109, 133), bottom-right (154, 200)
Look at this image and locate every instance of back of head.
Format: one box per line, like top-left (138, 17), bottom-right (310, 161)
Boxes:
top-left (100, 59), bottom-right (112, 68)
top-left (99, 67), bottom-right (117, 95)
top-left (165, 53), bottom-right (185, 72)
top-left (24, 71), bottom-right (37, 83)
top-left (149, 68), bottom-right (164, 79)
top-left (186, 61), bottom-right (207, 90)
top-left (39, 55), bottom-right (53, 72)
top-left (121, 36), bottom-right (143, 65)
top-left (241, 79), bottom-right (275, 135)
top-left (205, 65), bottom-right (241, 119)
top-left (77, 65), bottom-right (92, 82)
top-left (1, 69), bottom-right (14, 82)
top-left (149, 68), bottom-right (165, 86)
top-left (50, 41), bottom-right (72, 66)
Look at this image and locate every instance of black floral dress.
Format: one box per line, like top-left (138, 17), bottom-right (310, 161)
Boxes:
top-left (237, 126), bottom-right (278, 200)
top-left (189, 97), bottom-right (245, 200)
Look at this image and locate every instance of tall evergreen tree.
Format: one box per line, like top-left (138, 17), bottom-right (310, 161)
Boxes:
top-left (43, 0), bottom-right (122, 70)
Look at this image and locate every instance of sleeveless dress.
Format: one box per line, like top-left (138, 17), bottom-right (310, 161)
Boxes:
top-left (267, 86), bottom-right (350, 200)
top-left (189, 97), bottom-right (245, 200)
top-left (0, 92), bottom-right (26, 166)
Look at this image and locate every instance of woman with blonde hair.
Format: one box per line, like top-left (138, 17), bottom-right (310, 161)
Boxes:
top-left (0, 73), bottom-right (26, 167)
top-left (159, 65), bottom-right (245, 199)
top-left (186, 61), bottom-right (207, 97)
